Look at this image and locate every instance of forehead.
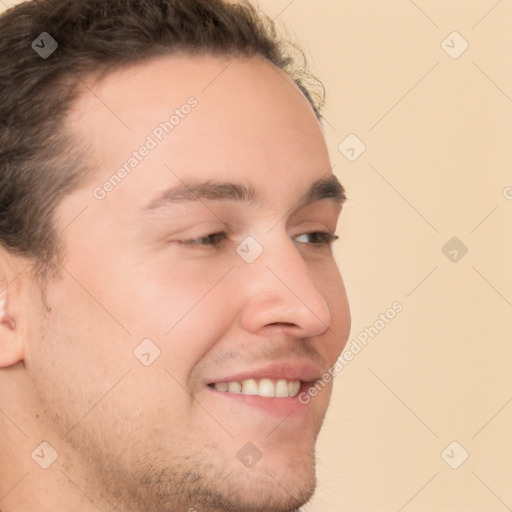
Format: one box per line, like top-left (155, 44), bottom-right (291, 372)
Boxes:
top-left (64, 54), bottom-right (333, 214)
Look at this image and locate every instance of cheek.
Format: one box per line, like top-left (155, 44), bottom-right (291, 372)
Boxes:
top-left (101, 255), bottom-right (233, 336)
top-left (24, 281), bottom-right (135, 431)
top-left (110, 262), bottom-right (236, 376)
top-left (320, 262), bottom-right (351, 360)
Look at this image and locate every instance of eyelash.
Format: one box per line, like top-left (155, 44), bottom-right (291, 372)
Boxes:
top-left (178, 231), bottom-right (339, 249)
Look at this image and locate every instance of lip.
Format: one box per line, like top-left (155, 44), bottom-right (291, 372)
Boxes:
top-left (203, 360), bottom-right (323, 386)
top-left (204, 380), bottom-right (315, 418)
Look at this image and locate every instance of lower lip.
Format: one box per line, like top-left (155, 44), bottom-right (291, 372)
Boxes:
top-left (204, 381), bottom-right (313, 418)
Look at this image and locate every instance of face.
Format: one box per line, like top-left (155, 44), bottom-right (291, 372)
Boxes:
top-left (19, 54), bottom-right (350, 512)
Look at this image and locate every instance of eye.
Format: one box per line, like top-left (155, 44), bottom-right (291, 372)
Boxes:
top-left (294, 231), bottom-right (339, 246)
top-left (178, 232), bottom-right (228, 248)
top-left (178, 231), bottom-right (339, 249)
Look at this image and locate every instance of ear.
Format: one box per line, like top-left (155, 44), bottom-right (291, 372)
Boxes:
top-left (0, 248), bottom-right (25, 368)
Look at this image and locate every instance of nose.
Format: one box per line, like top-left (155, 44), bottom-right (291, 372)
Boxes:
top-left (237, 231), bottom-right (333, 338)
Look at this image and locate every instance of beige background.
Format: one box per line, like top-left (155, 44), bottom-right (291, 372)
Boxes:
top-left (2, 0), bottom-right (511, 510)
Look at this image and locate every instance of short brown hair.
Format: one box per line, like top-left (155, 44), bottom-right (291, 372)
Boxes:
top-left (0, 0), bottom-right (325, 274)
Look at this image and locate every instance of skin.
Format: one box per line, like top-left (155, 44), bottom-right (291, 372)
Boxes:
top-left (0, 54), bottom-right (350, 512)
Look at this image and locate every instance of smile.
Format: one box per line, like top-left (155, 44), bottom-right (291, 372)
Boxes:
top-left (208, 378), bottom-right (301, 398)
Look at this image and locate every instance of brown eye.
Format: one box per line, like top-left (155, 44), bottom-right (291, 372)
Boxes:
top-left (179, 232), bottom-right (228, 248)
top-left (295, 232), bottom-right (339, 246)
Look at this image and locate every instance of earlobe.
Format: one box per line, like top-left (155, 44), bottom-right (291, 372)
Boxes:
top-left (0, 260), bottom-right (24, 368)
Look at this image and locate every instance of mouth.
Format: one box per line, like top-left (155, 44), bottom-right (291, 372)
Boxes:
top-left (207, 378), bottom-right (303, 398)
top-left (202, 361), bottom-right (324, 417)
top-left (204, 378), bottom-right (321, 419)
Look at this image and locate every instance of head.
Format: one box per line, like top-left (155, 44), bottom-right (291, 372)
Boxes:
top-left (0, 1), bottom-right (350, 512)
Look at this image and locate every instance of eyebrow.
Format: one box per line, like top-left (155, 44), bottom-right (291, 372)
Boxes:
top-left (143, 174), bottom-right (346, 212)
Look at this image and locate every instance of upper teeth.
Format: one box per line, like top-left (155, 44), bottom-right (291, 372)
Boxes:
top-left (212, 378), bottom-right (301, 398)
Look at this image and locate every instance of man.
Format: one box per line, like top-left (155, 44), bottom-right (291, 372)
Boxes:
top-left (0, 1), bottom-right (350, 511)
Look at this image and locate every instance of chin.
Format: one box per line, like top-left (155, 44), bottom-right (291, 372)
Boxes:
top-left (196, 478), bottom-right (316, 512)
top-left (201, 448), bottom-right (317, 512)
